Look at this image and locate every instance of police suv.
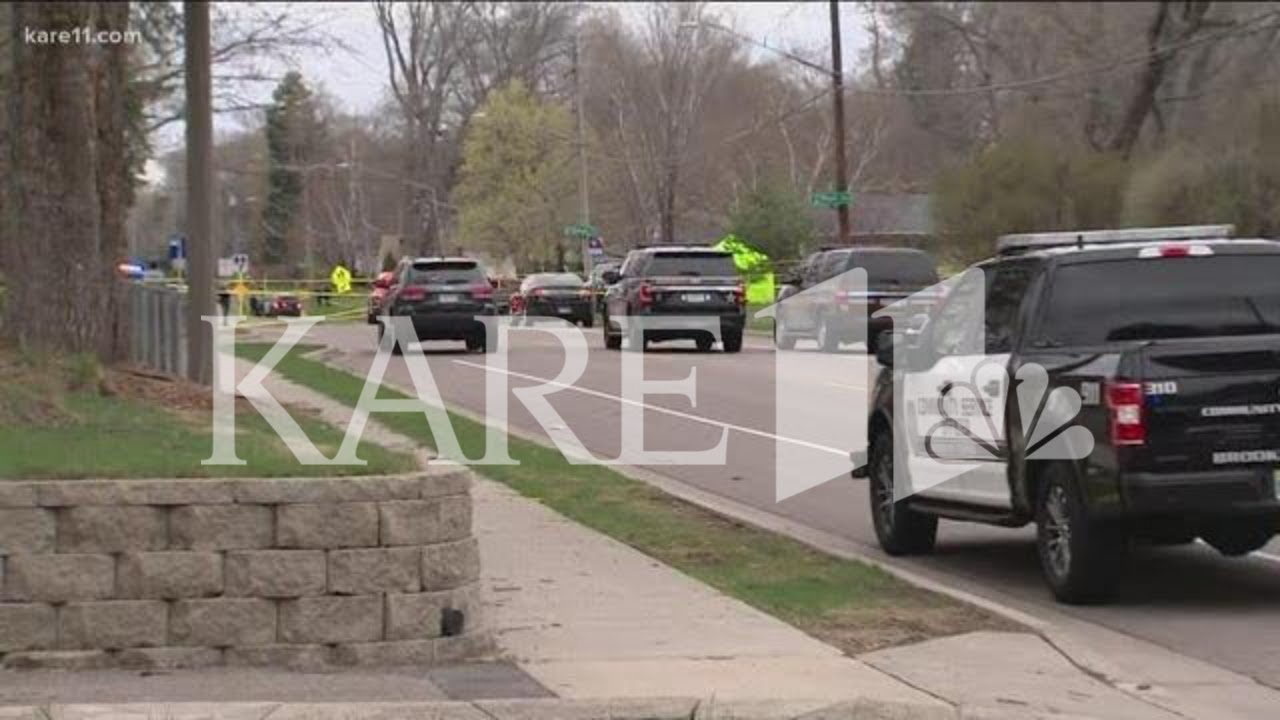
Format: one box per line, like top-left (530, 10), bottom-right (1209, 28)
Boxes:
top-left (857, 225), bottom-right (1280, 603)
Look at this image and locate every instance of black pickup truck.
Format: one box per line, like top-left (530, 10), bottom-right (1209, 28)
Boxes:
top-left (774, 247), bottom-right (940, 353)
top-left (856, 225), bottom-right (1280, 603)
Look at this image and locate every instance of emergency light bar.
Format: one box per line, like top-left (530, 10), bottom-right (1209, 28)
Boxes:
top-left (997, 225), bottom-right (1235, 255)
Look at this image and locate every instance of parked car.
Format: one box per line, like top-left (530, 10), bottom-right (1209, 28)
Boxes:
top-left (602, 246), bottom-right (745, 352)
top-left (492, 276), bottom-right (521, 315)
top-left (774, 247), bottom-right (940, 353)
top-left (367, 270), bottom-right (396, 323)
top-left (512, 272), bottom-right (594, 327)
top-left (262, 294), bottom-right (302, 318)
top-left (378, 257), bottom-right (498, 354)
top-left (854, 225), bottom-right (1280, 604)
top-left (588, 261), bottom-right (620, 315)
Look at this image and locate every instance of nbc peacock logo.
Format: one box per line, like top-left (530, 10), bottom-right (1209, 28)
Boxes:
top-left (921, 360), bottom-right (1095, 464)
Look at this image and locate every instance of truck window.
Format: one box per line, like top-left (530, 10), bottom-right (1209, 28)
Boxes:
top-left (643, 252), bottom-right (737, 277)
top-left (1036, 255), bottom-right (1280, 346)
top-left (930, 269), bottom-right (986, 357)
top-left (985, 262), bottom-right (1038, 354)
top-left (848, 250), bottom-right (939, 286)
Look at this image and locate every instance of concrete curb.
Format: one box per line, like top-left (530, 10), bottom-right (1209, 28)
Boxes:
top-left (0, 697), bottom-right (977, 720)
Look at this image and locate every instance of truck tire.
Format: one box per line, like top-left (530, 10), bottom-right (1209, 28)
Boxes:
top-left (868, 428), bottom-right (937, 555)
top-left (1035, 464), bottom-right (1125, 604)
top-left (722, 329), bottom-right (743, 353)
top-left (603, 314), bottom-right (621, 350)
top-left (1202, 520), bottom-right (1274, 557)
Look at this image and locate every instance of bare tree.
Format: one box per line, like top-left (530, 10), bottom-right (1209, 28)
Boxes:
top-left (590, 2), bottom-right (740, 244)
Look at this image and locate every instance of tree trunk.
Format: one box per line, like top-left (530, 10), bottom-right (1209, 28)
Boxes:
top-left (5, 2), bottom-right (125, 358)
top-left (95, 1), bottom-right (132, 361)
top-left (1109, 1), bottom-right (1213, 160)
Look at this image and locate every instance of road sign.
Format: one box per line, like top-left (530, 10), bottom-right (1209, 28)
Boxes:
top-left (563, 223), bottom-right (599, 239)
top-left (810, 191), bottom-right (853, 209)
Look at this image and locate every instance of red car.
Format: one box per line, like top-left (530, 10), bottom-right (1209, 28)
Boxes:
top-left (262, 294), bottom-right (302, 318)
top-left (368, 271), bottom-right (395, 323)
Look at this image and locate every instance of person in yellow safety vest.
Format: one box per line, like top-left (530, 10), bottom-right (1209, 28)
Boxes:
top-left (713, 234), bottom-right (775, 306)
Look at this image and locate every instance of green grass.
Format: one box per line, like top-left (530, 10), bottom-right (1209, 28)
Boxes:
top-left (0, 353), bottom-right (415, 480)
top-left (235, 342), bottom-right (1013, 653)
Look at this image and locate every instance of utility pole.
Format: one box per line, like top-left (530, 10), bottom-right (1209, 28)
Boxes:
top-left (184, 1), bottom-right (214, 384)
top-left (829, 0), bottom-right (851, 245)
top-left (573, 0), bottom-right (593, 275)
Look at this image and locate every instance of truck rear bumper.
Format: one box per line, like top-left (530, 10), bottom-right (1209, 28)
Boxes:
top-left (1123, 468), bottom-right (1280, 515)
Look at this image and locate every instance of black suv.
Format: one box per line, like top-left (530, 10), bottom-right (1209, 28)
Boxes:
top-left (601, 246), bottom-right (746, 352)
top-left (855, 226), bottom-right (1280, 603)
top-left (379, 257), bottom-right (498, 354)
top-left (775, 247), bottom-right (939, 353)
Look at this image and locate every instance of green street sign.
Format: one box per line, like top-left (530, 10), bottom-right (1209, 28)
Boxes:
top-left (810, 191), bottom-right (853, 209)
top-left (563, 223), bottom-right (599, 239)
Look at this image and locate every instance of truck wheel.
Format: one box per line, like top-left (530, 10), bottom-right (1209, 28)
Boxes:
top-left (581, 314), bottom-right (594, 329)
top-left (817, 318), bottom-right (839, 353)
top-left (1036, 465), bottom-right (1125, 604)
top-left (603, 314), bottom-right (622, 350)
top-left (1202, 520), bottom-right (1274, 557)
top-left (868, 429), bottom-right (937, 555)
top-left (696, 335), bottom-right (714, 352)
top-left (722, 329), bottom-right (743, 353)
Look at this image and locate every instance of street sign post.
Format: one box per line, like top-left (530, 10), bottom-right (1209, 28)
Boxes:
top-left (810, 191), bottom-right (853, 209)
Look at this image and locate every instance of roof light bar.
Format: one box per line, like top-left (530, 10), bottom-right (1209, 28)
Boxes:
top-left (997, 225), bottom-right (1234, 254)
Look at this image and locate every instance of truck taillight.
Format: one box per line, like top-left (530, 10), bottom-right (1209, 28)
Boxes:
top-left (471, 283), bottom-right (493, 299)
top-left (733, 284), bottom-right (745, 306)
top-left (638, 283), bottom-right (654, 307)
top-left (1107, 381), bottom-right (1146, 446)
top-left (400, 286), bottom-right (427, 301)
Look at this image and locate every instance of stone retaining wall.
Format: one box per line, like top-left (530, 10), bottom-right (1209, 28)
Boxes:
top-left (0, 465), bottom-right (488, 670)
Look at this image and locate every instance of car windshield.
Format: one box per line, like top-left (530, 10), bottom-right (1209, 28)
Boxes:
top-left (408, 261), bottom-right (485, 285)
top-left (848, 251), bottom-right (938, 286)
top-left (1036, 255), bottom-right (1280, 345)
top-left (528, 273), bottom-right (584, 288)
top-left (644, 252), bottom-right (737, 277)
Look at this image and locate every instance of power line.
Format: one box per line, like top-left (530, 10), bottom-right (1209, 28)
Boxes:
top-left (741, 8), bottom-right (1280, 98)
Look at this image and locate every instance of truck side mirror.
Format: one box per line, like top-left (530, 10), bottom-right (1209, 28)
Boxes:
top-left (602, 269), bottom-right (621, 285)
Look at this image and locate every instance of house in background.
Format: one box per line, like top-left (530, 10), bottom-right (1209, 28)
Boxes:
top-left (810, 192), bottom-right (935, 249)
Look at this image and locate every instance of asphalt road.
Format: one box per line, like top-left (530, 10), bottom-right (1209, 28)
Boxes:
top-left (275, 321), bottom-right (1280, 689)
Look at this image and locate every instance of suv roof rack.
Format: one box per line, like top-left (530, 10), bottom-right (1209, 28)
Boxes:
top-left (997, 225), bottom-right (1235, 255)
